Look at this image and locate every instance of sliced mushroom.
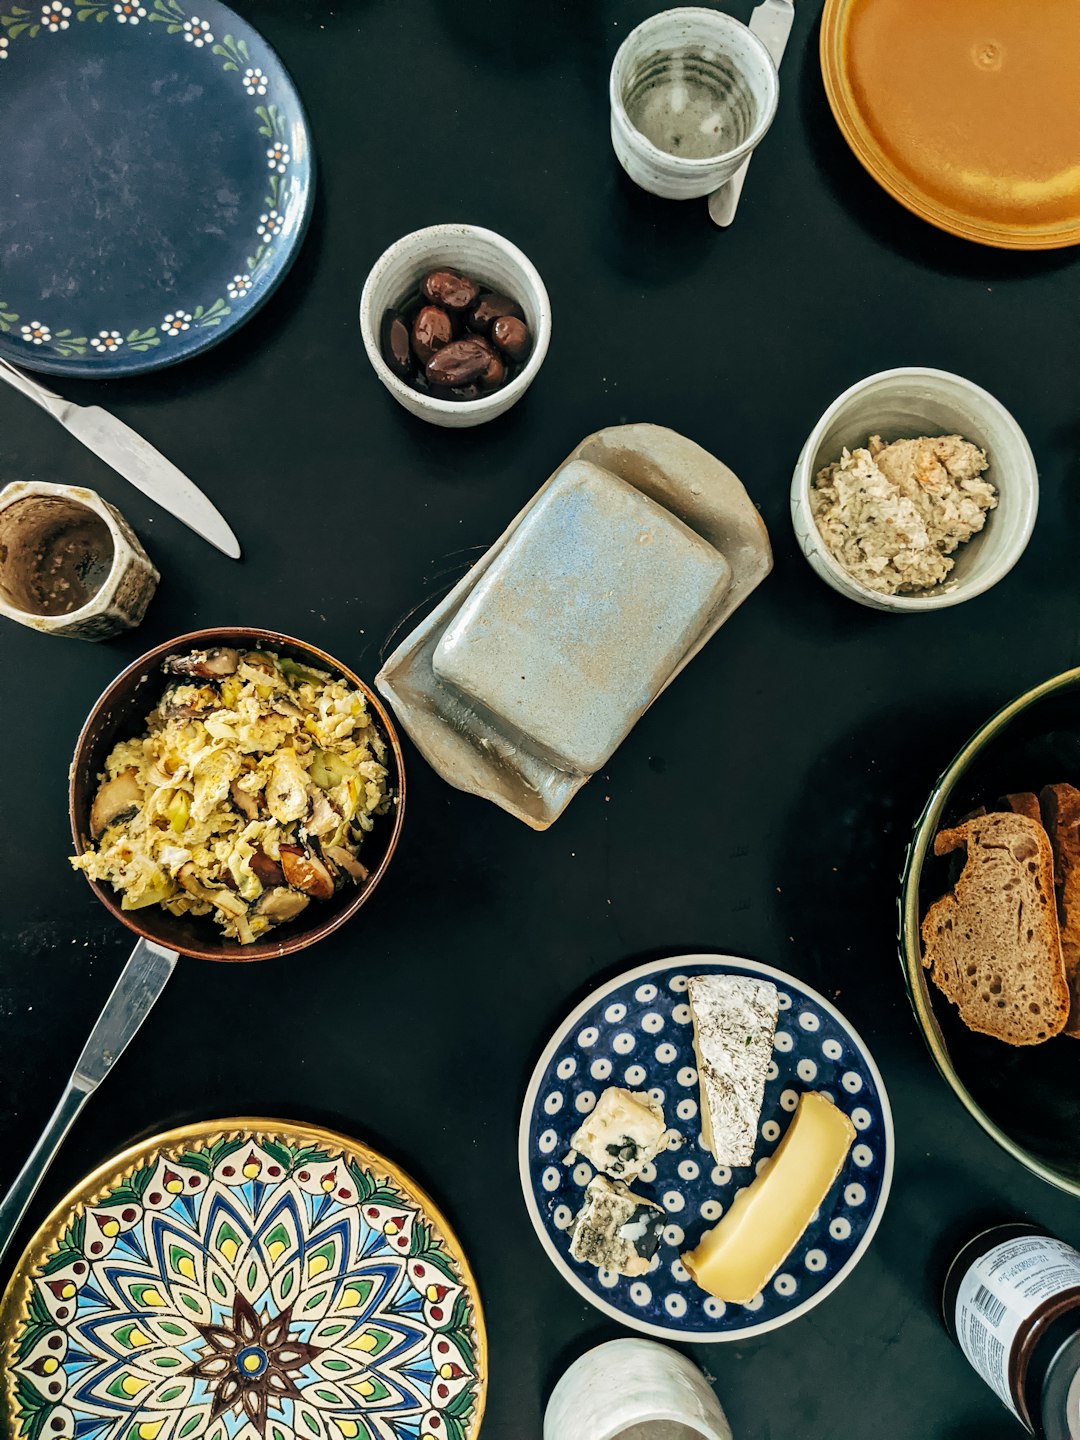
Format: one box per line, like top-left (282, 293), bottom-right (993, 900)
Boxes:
top-left (230, 780), bottom-right (260, 821)
top-left (255, 887), bottom-right (311, 923)
top-left (279, 844), bottom-right (335, 900)
top-left (249, 849), bottom-right (286, 888)
top-left (90, 767), bottom-right (142, 839)
top-left (164, 647), bottom-right (240, 679)
top-left (324, 845), bottom-right (369, 884)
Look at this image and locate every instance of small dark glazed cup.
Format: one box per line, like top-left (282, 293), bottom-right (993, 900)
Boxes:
top-left (69, 627), bottom-right (406, 963)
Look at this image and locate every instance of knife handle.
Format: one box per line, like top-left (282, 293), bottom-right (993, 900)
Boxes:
top-left (0, 1081), bottom-right (89, 1270)
top-left (0, 357), bottom-right (70, 421)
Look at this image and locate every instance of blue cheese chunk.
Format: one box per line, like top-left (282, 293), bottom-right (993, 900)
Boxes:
top-left (569, 1176), bottom-right (664, 1278)
top-left (569, 1086), bottom-right (667, 1180)
top-left (688, 974), bottom-right (779, 1166)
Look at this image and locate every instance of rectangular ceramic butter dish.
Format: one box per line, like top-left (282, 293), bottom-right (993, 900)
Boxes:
top-left (376, 423), bottom-right (773, 829)
top-left (432, 460), bottom-right (733, 775)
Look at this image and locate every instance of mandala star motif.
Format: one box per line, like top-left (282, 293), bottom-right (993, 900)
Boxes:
top-left (183, 1295), bottom-right (320, 1432)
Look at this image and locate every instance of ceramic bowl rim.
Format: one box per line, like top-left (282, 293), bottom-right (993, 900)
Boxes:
top-left (899, 666), bottom-right (1080, 1197)
top-left (791, 365), bottom-right (1039, 612)
top-left (608, 6), bottom-right (780, 172)
top-left (358, 222), bottom-right (552, 420)
top-left (517, 952), bottom-right (895, 1342)
top-left (0, 482), bottom-right (132, 626)
top-left (68, 626), bottom-right (406, 963)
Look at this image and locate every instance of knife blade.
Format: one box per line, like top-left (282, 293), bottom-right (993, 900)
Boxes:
top-left (708, 0), bottom-right (795, 228)
top-left (0, 938), bottom-right (178, 1268)
top-left (72, 937), bottom-right (179, 1092)
top-left (0, 357), bottom-right (241, 559)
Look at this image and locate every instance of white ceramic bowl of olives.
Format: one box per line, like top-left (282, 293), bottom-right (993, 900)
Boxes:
top-left (359, 223), bottom-right (552, 428)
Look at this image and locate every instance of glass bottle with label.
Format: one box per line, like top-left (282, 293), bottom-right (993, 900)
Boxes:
top-left (944, 1223), bottom-right (1080, 1438)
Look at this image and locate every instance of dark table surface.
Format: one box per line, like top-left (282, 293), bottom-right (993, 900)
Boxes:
top-left (3, 1), bottom-right (1080, 1436)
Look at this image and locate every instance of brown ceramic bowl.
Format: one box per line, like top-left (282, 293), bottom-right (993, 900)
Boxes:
top-left (69, 627), bottom-right (406, 963)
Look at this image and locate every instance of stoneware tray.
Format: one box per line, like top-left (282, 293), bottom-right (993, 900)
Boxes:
top-left (375, 424), bottom-right (772, 829)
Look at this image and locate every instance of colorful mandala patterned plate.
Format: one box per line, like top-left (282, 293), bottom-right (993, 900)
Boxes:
top-left (0, 0), bottom-right (313, 376)
top-left (0, 1121), bottom-right (486, 1440)
top-left (519, 955), bottom-right (894, 1342)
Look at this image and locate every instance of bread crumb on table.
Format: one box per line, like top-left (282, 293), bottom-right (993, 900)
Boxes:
top-left (810, 433), bottom-right (997, 595)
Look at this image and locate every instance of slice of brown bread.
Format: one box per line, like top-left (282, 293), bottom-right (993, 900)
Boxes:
top-left (1003, 792), bottom-right (1042, 823)
top-left (921, 811), bottom-right (1069, 1045)
top-left (1039, 784), bottom-right (1080, 1039)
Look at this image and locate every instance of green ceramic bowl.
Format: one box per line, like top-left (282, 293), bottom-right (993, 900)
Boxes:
top-left (900, 666), bottom-right (1080, 1197)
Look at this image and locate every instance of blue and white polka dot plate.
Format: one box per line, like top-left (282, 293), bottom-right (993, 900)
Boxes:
top-left (518, 955), bottom-right (894, 1342)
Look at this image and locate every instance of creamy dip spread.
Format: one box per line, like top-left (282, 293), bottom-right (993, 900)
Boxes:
top-left (810, 433), bottom-right (996, 595)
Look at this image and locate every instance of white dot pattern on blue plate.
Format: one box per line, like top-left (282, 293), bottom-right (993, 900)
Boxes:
top-left (656, 1043), bottom-right (677, 1064)
top-left (526, 960), bottom-right (890, 1337)
top-left (575, 1090), bottom-right (596, 1114)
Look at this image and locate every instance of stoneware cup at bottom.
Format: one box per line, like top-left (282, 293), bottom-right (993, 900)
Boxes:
top-left (789, 367), bottom-right (1039, 612)
top-left (609, 6), bottom-right (779, 200)
top-left (0, 481), bottom-right (158, 640)
top-left (359, 223), bottom-right (551, 428)
top-left (544, 1338), bottom-right (733, 1440)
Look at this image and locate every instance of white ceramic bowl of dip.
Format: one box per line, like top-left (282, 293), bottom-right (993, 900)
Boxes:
top-left (790, 367), bottom-right (1039, 612)
top-left (359, 223), bottom-right (551, 428)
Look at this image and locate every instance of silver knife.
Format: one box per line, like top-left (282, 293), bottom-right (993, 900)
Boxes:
top-left (0, 937), bottom-right (178, 1268)
top-left (0, 356), bottom-right (241, 559)
top-left (708, 0), bottom-right (795, 227)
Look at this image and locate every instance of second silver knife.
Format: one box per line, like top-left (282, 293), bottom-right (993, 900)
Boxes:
top-left (0, 357), bottom-right (241, 559)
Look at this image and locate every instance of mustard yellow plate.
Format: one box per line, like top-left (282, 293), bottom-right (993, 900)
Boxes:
top-left (0, 1120), bottom-right (486, 1440)
top-left (821, 0), bottom-right (1080, 250)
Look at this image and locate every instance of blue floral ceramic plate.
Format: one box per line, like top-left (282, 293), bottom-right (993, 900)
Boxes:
top-left (519, 955), bottom-right (894, 1342)
top-left (0, 0), bottom-right (312, 376)
top-left (0, 1119), bottom-right (486, 1440)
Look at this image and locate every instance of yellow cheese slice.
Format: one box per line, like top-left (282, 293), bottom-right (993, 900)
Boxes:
top-left (681, 1091), bottom-right (856, 1304)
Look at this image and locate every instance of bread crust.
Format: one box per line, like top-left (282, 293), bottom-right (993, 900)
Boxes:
top-left (922, 812), bottom-right (1069, 1045)
top-left (1039, 783), bottom-right (1080, 1038)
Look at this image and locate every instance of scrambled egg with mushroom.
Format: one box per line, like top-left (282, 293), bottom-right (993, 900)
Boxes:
top-left (71, 647), bottom-right (392, 944)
